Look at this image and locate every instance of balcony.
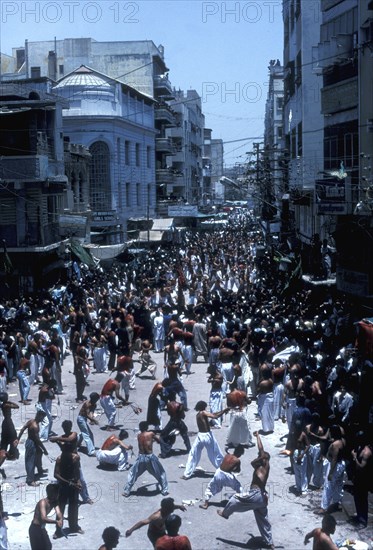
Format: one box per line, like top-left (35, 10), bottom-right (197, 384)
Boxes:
top-left (156, 168), bottom-right (174, 185)
top-left (155, 137), bottom-right (176, 155)
top-left (154, 75), bottom-right (175, 98)
top-left (0, 155), bottom-right (48, 180)
top-left (154, 105), bottom-right (176, 126)
top-left (321, 77), bottom-right (358, 115)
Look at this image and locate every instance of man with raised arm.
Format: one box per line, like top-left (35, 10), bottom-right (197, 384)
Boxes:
top-left (125, 497), bottom-right (186, 547)
top-left (181, 400), bottom-right (229, 480)
top-left (217, 431), bottom-right (274, 550)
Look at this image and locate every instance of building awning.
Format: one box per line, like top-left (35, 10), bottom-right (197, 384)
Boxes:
top-left (152, 218), bottom-right (174, 230)
top-left (138, 230), bottom-right (165, 242)
top-left (68, 240), bottom-right (96, 268)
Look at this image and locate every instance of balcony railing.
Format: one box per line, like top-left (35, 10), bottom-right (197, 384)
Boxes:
top-left (155, 138), bottom-right (176, 155)
top-left (154, 75), bottom-right (175, 98)
top-left (321, 77), bottom-right (358, 115)
top-left (156, 169), bottom-right (174, 184)
top-left (155, 105), bottom-right (176, 126)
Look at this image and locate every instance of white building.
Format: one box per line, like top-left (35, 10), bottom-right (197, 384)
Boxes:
top-left (283, 0), bottom-right (324, 246)
top-left (53, 65), bottom-right (156, 244)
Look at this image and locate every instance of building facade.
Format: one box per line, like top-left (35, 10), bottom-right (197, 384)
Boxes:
top-left (53, 65), bottom-right (156, 244)
top-left (0, 78), bottom-right (68, 294)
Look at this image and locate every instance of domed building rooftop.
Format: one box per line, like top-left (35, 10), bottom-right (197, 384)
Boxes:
top-left (54, 65), bottom-right (112, 89)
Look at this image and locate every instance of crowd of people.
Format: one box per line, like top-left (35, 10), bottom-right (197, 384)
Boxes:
top-left (0, 209), bottom-right (371, 549)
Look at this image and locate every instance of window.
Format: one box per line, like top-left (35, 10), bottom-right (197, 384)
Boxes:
top-left (118, 182), bottom-right (122, 209)
top-left (291, 127), bottom-right (296, 159)
top-left (89, 141), bottom-right (111, 211)
top-left (126, 182), bottom-right (131, 207)
top-left (117, 138), bottom-right (121, 164)
top-left (135, 143), bottom-right (140, 167)
top-left (30, 66), bottom-right (41, 78)
top-left (277, 127), bottom-right (283, 139)
top-left (137, 183), bottom-right (141, 206)
top-left (125, 141), bottom-right (130, 165)
top-left (59, 64), bottom-right (64, 75)
top-left (276, 97), bottom-right (283, 113)
top-left (297, 122), bottom-right (302, 157)
top-left (147, 146), bottom-right (152, 168)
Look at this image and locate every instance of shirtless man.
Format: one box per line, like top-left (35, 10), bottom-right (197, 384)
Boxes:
top-left (315, 425), bottom-right (346, 514)
top-left (123, 421), bottom-right (169, 497)
top-left (282, 367), bottom-right (304, 430)
top-left (54, 444), bottom-right (84, 538)
top-left (217, 431), bottom-right (274, 550)
top-left (96, 429), bottom-right (133, 471)
top-left (293, 419), bottom-right (310, 496)
top-left (125, 497), bottom-right (186, 547)
top-left (17, 410), bottom-right (48, 486)
top-left (77, 392), bottom-right (100, 456)
top-left (98, 526), bottom-right (121, 550)
top-left (29, 483), bottom-right (63, 550)
top-left (100, 373), bottom-right (127, 430)
top-left (304, 514), bottom-right (338, 549)
top-left (159, 400), bottom-right (190, 459)
top-left (200, 445), bottom-right (244, 509)
top-left (182, 401), bottom-right (229, 480)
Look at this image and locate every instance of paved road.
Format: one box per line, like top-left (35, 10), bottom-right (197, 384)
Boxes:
top-left (4, 350), bottom-right (372, 549)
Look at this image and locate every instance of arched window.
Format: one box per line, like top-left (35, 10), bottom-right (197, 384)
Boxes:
top-left (89, 141), bottom-right (111, 211)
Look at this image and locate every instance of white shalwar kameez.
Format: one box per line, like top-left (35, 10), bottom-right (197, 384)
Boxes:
top-left (204, 467), bottom-right (242, 502)
top-left (96, 447), bottom-right (129, 471)
top-left (321, 460), bottom-right (345, 510)
top-left (226, 408), bottom-right (253, 447)
top-left (257, 392), bottom-right (275, 433)
top-left (183, 432), bottom-right (224, 479)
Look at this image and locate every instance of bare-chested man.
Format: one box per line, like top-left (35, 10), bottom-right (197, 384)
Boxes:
top-left (125, 497), bottom-right (186, 547)
top-left (17, 410), bottom-right (48, 486)
top-left (304, 514), bottom-right (338, 549)
top-left (29, 483), bottom-right (63, 550)
top-left (100, 373), bottom-right (127, 430)
top-left (77, 392), bottom-right (100, 456)
top-left (200, 445), bottom-right (244, 509)
top-left (182, 400), bottom-right (229, 480)
top-left (122, 421), bottom-right (168, 497)
top-left (315, 425), bottom-right (346, 514)
top-left (217, 431), bottom-right (274, 550)
top-left (97, 429), bottom-right (133, 471)
top-left (282, 366), bottom-right (304, 430)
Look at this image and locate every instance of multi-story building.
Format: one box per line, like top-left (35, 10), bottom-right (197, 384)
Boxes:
top-left (164, 90), bottom-right (204, 206)
top-left (210, 139), bottom-right (224, 203)
top-left (283, 0), bottom-right (324, 257)
top-left (315, 0), bottom-right (373, 298)
top-left (53, 64), bottom-right (156, 244)
top-left (264, 59), bottom-right (285, 221)
top-left (0, 78), bottom-right (68, 294)
top-left (3, 38), bottom-right (180, 214)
